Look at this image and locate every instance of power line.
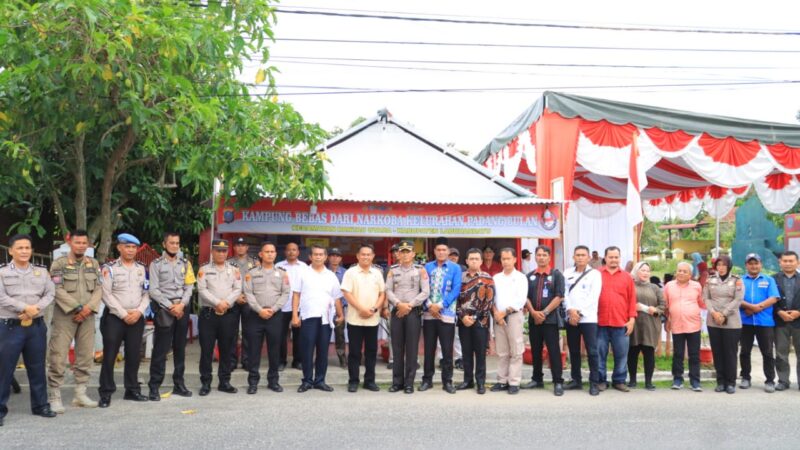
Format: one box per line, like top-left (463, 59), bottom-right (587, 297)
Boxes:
top-left (274, 37), bottom-right (800, 54)
top-left (274, 8), bottom-right (800, 36)
top-left (235, 79), bottom-right (799, 97)
top-left (263, 55), bottom-right (796, 71)
top-left (260, 58), bottom-right (774, 83)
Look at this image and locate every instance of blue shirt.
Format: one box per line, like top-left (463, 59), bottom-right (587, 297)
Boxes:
top-left (740, 272), bottom-right (779, 327)
top-left (424, 260), bottom-right (462, 319)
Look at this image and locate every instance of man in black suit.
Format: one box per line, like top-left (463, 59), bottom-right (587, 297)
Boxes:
top-left (774, 250), bottom-right (800, 391)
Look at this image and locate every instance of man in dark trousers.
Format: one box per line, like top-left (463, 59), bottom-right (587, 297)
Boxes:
top-left (522, 245), bottom-right (566, 396)
top-left (385, 240), bottom-right (430, 394)
top-left (0, 234), bottom-right (57, 425)
top-left (774, 251), bottom-right (800, 391)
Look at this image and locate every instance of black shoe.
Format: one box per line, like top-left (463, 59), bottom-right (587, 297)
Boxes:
top-left (363, 382), bottom-right (380, 392)
top-left (714, 384), bottom-right (726, 393)
top-left (477, 384), bottom-right (486, 395)
top-left (388, 384), bottom-right (403, 393)
top-left (123, 391), bottom-right (148, 402)
top-left (626, 381), bottom-right (637, 389)
top-left (554, 383), bottom-right (564, 396)
top-left (291, 361), bottom-right (303, 370)
top-left (172, 384), bottom-right (193, 397)
top-left (508, 386), bottom-right (520, 395)
top-left (443, 383), bottom-right (456, 394)
top-left (99, 396), bottom-right (111, 408)
top-left (267, 383), bottom-right (283, 393)
top-left (456, 381), bottom-right (474, 390)
top-left (199, 384), bottom-right (211, 396)
top-left (418, 381), bottom-right (433, 392)
top-left (278, 363), bottom-right (286, 372)
top-left (454, 359), bottom-right (463, 370)
top-left (589, 384), bottom-right (600, 396)
top-left (347, 382), bottom-right (358, 393)
top-left (314, 383), bottom-right (334, 392)
top-left (776, 382), bottom-right (790, 391)
top-left (297, 383), bottom-right (312, 393)
top-left (521, 380), bottom-right (544, 389)
top-left (645, 383), bottom-right (656, 391)
top-left (386, 362), bottom-right (393, 370)
top-left (564, 380), bottom-right (583, 390)
top-left (247, 385), bottom-right (258, 395)
top-left (148, 388), bottom-right (160, 402)
top-left (11, 377), bottom-right (21, 394)
top-left (726, 385), bottom-right (736, 394)
top-left (490, 383), bottom-right (509, 392)
top-left (33, 406), bottom-right (57, 418)
top-left (218, 383), bottom-right (238, 394)
top-left (404, 386), bottom-right (414, 394)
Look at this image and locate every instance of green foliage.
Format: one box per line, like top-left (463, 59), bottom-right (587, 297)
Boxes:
top-left (0, 0), bottom-right (328, 258)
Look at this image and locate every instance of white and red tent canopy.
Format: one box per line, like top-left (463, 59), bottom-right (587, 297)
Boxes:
top-left (476, 92), bottom-right (800, 222)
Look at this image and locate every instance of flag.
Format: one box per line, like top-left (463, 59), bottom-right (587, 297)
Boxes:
top-left (626, 130), bottom-right (647, 228)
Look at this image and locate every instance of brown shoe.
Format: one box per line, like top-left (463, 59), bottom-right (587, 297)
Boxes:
top-left (597, 382), bottom-right (608, 392)
top-left (613, 383), bottom-right (630, 392)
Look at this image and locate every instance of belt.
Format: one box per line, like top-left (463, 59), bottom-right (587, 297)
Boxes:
top-left (202, 306), bottom-right (236, 315)
top-left (0, 317), bottom-right (44, 326)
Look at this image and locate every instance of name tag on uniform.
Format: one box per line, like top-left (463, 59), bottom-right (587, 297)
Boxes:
top-left (758, 281), bottom-right (769, 288)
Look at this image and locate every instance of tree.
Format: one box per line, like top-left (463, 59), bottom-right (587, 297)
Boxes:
top-left (0, 0), bottom-right (328, 259)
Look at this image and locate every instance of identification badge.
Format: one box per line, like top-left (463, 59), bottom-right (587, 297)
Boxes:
top-left (542, 288), bottom-right (549, 297)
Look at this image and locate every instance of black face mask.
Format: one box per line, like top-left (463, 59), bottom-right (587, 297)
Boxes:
top-left (165, 250), bottom-right (178, 258)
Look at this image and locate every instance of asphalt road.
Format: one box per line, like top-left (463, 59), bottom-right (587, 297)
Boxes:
top-left (4, 381), bottom-right (798, 449)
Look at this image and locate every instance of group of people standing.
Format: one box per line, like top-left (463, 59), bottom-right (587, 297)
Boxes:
top-left (2, 230), bottom-right (799, 426)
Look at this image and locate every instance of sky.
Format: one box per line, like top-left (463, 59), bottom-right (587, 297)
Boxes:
top-left (244, 0), bottom-right (800, 155)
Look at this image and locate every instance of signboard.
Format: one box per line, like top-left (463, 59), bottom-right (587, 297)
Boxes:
top-left (786, 213), bottom-right (800, 254)
top-left (217, 200), bottom-right (560, 238)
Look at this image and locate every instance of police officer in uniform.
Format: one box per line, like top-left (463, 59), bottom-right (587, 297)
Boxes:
top-left (703, 255), bottom-right (743, 394)
top-left (0, 234), bottom-right (57, 426)
top-left (197, 239), bottom-right (242, 396)
top-left (98, 233), bottom-right (150, 408)
top-left (48, 229), bottom-right (102, 413)
top-left (385, 240), bottom-right (430, 394)
top-left (243, 241), bottom-right (290, 394)
top-left (146, 232), bottom-right (196, 400)
top-left (228, 237), bottom-right (258, 372)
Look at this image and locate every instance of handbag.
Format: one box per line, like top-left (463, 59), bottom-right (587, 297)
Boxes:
top-left (153, 302), bottom-right (175, 327)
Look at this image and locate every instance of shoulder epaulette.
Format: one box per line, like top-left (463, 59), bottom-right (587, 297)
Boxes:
top-left (276, 266), bottom-right (287, 272)
top-left (153, 256), bottom-right (165, 263)
top-left (390, 264), bottom-right (400, 268)
top-left (0, 263), bottom-right (6, 269)
top-left (34, 262), bottom-right (48, 268)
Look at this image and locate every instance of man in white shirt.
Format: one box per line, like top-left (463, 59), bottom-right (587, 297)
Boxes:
top-left (490, 248), bottom-right (528, 395)
top-left (276, 242), bottom-right (307, 371)
top-left (291, 245), bottom-right (342, 393)
top-left (563, 245), bottom-right (603, 396)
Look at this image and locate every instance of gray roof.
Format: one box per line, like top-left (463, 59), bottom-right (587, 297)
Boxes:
top-left (475, 91), bottom-right (800, 164)
top-left (320, 110), bottom-right (554, 205)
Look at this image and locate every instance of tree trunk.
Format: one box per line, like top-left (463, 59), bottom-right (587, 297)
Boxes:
top-left (96, 125), bottom-right (136, 261)
top-left (74, 133), bottom-right (87, 231)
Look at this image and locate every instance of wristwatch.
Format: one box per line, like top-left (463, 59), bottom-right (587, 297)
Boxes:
top-left (73, 304), bottom-right (83, 314)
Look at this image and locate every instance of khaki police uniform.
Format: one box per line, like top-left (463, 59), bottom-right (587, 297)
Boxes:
top-left (197, 261), bottom-right (241, 389)
top-left (227, 255), bottom-right (259, 370)
top-left (48, 256), bottom-right (102, 392)
top-left (702, 273), bottom-right (744, 388)
top-left (0, 262), bottom-right (55, 419)
top-left (243, 265), bottom-right (290, 388)
top-left (385, 263), bottom-right (429, 390)
top-left (98, 260), bottom-right (149, 399)
top-left (147, 253), bottom-right (196, 395)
